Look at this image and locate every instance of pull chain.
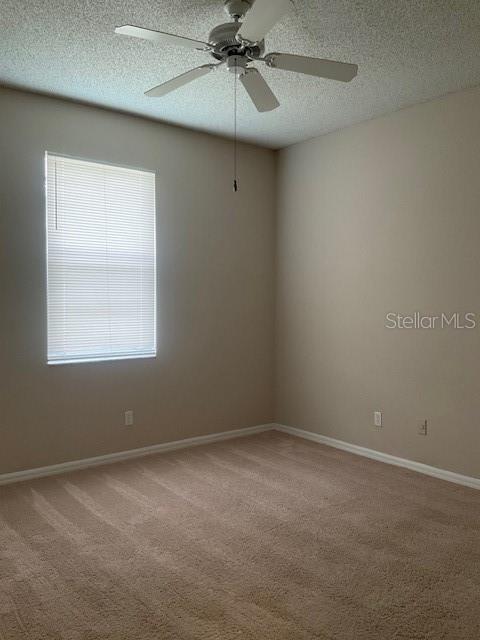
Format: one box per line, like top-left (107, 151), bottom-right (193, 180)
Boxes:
top-left (233, 71), bottom-right (238, 193)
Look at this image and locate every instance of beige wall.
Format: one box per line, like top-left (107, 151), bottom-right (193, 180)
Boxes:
top-left (3, 84), bottom-right (480, 480)
top-left (0, 87), bottom-right (276, 473)
top-left (276, 86), bottom-right (480, 479)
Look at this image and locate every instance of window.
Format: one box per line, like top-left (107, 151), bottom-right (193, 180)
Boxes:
top-left (46, 153), bottom-right (156, 364)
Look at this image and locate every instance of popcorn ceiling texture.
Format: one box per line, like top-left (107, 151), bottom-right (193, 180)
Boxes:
top-left (1, 0), bottom-right (480, 147)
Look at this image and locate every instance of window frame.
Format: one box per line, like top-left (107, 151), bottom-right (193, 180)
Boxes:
top-left (44, 152), bottom-right (157, 366)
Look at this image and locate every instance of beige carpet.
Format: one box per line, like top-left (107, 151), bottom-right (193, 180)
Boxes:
top-left (0, 431), bottom-right (479, 640)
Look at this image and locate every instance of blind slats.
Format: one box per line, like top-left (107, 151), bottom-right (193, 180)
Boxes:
top-left (46, 154), bottom-right (156, 364)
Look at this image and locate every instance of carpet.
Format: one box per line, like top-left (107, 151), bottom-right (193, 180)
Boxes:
top-left (0, 430), bottom-right (479, 639)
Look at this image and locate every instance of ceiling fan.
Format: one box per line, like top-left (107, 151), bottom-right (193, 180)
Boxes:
top-left (115, 0), bottom-right (358, 113)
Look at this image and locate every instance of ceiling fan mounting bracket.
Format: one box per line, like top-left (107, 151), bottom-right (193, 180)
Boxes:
top-left (235, 34), bottom-right (256, 47)
top-left (224, 0), bottom-right (252, 20)
top-left (264, 54), bottom-right (276, 67)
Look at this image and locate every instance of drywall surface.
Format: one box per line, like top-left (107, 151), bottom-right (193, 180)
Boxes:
top-left (276, 86), bottom-right (480, 478)
top-left (0, 87), bottom-right (276, 473)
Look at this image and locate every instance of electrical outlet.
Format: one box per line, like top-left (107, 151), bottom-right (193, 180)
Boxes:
top-left (124, 410), bottom-right (134, 426)
top-left (374, 411), bottom-right (383, 428)
top-left (418, 419), bottom-right (428, 436)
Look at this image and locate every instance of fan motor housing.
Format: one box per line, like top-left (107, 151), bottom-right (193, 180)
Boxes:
top-left (208, 22), bottom-right (264, 61)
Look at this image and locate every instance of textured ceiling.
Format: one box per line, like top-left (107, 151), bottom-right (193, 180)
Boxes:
top-left (1, 1), bottom-right (480, 148)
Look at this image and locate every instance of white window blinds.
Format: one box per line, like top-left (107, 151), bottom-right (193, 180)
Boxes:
top-left (46, 153), bottom-right (156, 364)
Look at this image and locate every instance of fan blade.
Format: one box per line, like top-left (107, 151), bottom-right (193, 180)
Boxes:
top-left (265, 53), bottom-right (358, 82)
top-left (237, 0), bottom-right (292, 43)
top-left (240, 68), bottom-right (280, 112)
top-left (115, 25), bottom-right (210, 51)
top-left (145, 65), bottom-right (216, 97)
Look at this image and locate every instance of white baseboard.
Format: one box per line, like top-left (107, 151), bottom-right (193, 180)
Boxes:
top-left (0, 423), bottom-right (274, 486)
top-left (274, 424), bottom-right (480, 491)
top-left (3, 422), bottom-right (478, 491)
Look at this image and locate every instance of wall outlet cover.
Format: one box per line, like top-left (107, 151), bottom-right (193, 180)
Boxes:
top-left (418, 420), bottom-right (428, 436)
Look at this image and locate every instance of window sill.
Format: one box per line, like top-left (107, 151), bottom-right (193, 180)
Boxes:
top-left (47, 353), bottom-right (157, 366)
